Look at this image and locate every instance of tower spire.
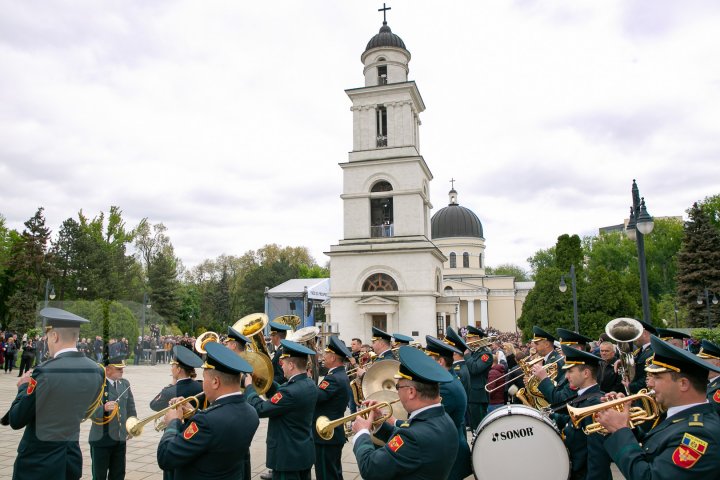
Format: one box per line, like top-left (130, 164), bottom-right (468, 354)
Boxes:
top-left (378, 3), bottom-right (391, 25)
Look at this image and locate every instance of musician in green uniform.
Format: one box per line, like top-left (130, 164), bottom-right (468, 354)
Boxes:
top-left (392, 332), bottom-right (414, 347)
top-left (597, 335), bottom-right (720, 479)
top-left (6, 308), bottom-right (105, 480)
top-left (150, 346), bottom-right (203, 412)
top-left (425, 335), bottom-right (472, 480)
top-left (269, 321), bottom-right (291, 385)
top-left (371, 327), bottom-right (395, 360)
top-left (89, 356), bottom-right (137, 480)
top-left (313, 336), bottom-right (351, 480)
top-left (656, 328), bottom-right (692, 349)
top-left (444, 327), bottom-right (471, 397)
top-left (157, 342), bottom-right (259, 480)
top-left (464, 325), bottom-right (493, 428)
top-left (697, 339), bottom-right (720, 412)
top-left (245, 339), bottom-right (318, 480)
top-left (534, 328), bottom-right (590, 405)
top-left (224, 326), bottom-right (250, 352)
top-left (625, 320), bottom-right (656, 394)
top-left (553, 346), bottom-right (612, 480)
top-left (351, 346), bottom-right (458, 480)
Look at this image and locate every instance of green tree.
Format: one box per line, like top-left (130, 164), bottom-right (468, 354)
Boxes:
top-left (148, 249), bottom-right (181, 323)
top-left (527, 247), bottom-right (555, 279)
top-left (69, 300), bottom-right (140, 345)
top-left (555, 234), bottom-right (583, 272)
top-left (699, 194), bottom-right (720, 229)
top-left (517, 267), bottom-right (567, 340)
top-left (485, 263), bottom-right (530, 281)
top-left (677, 203), bottom-right (720, 327)
top-left (0, 215), bottom-right (18, 327)
top-left (298, 264), bottom-right (330, 278)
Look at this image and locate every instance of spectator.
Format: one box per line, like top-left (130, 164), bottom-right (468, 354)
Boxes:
top-left (94, 335), bottom-right (103, 362)
top-left (597, 341), bottom-right (625, 394)
top-left (18, 337), bottom-right (36, 376)
top-left (487, 353), bottom-right (507, 412)
top-left (133, 336), bottom-right (143, 365)
top-left (4, 337), bottom-right (17, 373)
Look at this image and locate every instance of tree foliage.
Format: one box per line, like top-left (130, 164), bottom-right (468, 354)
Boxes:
top-left (485, 263), bottom-right (530, 281)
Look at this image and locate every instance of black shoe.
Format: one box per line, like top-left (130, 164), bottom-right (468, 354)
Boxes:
top-left (260, 470), bottom-right (273, 480)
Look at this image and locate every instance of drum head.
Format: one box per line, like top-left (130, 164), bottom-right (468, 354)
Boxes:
top-left (472, 405), bottom-right (569, 480)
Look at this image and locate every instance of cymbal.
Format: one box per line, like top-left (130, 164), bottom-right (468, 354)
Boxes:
top-left (365, 390), bottom-right (407, 421)
top-left (361, 359), bottom-right (400, 398)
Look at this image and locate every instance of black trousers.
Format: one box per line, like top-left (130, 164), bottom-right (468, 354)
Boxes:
top-left (315, 444), bottom-right (343, 480)
top-left (4, 353), bottom-right (16, 372)
top-left (91, 442), bottom-right (126, 480)
top-left (18, 356), bottom-right (33, 376)
top-left (272, 469), bottom-right (311, 480)
top-left (468, 402), bottom-right (488, 430)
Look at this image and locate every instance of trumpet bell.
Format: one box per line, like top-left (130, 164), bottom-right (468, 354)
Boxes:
top-left (361, 359), bottom-right (400, 398)
top-left (606, 318), bottom-right (644, 344)
top-left (272, 314), bottom-right (301, 331)
top-left (233, 313), bottom-right (269, 338)
top-left (239, 351), bottom-right (273, 395)
top-left (195, 331), bottom-right (220, 355)
top-left (290, 326), bottom-right (319, 344)
top-left (125, 416), bottom-right (143, 437)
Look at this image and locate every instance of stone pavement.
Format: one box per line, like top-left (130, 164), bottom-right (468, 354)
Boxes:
top-left (0, 364), bottom-right (624, 479)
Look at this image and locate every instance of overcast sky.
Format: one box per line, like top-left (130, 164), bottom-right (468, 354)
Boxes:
top-left (2, 1), bottom-right (719, 273)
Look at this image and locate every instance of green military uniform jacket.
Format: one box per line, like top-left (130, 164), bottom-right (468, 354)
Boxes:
top-left (246, 373), bottom-right (318, 472)
top-left (538, 376), bottom-right (576, 405)
top-left (440, 372), bottom-right (471, 480)
top-left (604, 403), bottom-right (720, 479)
top-left (629, 344), bottom-right (653, 394)
top-left (8, 351), bottom-right (105, 480)
top-left (554, 385), bottom-right (612, 480)
top-left (157, 394), bottom-right (259, 480)
top-left (707, 376), bottom-right (720, 413)
top-left (354, 404), bottom-right (458, 480)
top-left (377, 349), bottom-right (395, 361)
top-left (452, 360), bottom-right (471, 400)
top-left (465, 348), bottom-right (493, 404)
top-left (313, 366), bottom-right (350, 445)
top-left (89, 377), bottom-right (137, 445)
top-left (545, 349), bottom-right (566, 386)
top-left (271, 345), bottom-right (285, 385)
top-left (150, 378), bottom-right (203, 411)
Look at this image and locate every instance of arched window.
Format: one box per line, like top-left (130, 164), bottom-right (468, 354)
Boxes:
top-left (463, 252), bottom-right (470, 268)
top-left (449, 253), bottom-right (457, 268)
top-left (444, 286), bottom-right (453, 291)
top-left (362, 273), bottom-right (398, 292)
top-left (370, 181), bottom-right (394, 238)
top-left (371, 180), bottom-right (393, 192)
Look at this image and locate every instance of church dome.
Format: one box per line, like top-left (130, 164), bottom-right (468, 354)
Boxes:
top-left (365, 23), bottom-right (407, 53)
top-left (431, 189), bottom-right (484, 239)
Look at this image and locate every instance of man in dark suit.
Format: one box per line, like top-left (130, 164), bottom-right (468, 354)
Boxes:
top-left (157, 342), bottom-right (259, 480)
top-left (597, 336), bottom-right (720, 479)
top-left (597, 341), bottom-right (624, 395)
top-left (697, 339), bottom-right (720, 412)
top-left (269, 321), bottom-right (291, 385)
top-left (425, 336), bottom-right (471, 480)
top-left (553, 346), bottom-right (612, 480)
top-left (245, 339), bottom-right (318, 480)
top-left (150, 346), bottom-right (203, 412)
top-left (313, 336), bottom-right (351, 480)
top-left (89, 357), bottom-right (137, 480)
top-left (6, 308), bottom-right (105, 480)
top-left (464, 325), bottom-right (493, 428)
top-left (351, 346), bottom-right (458, 480)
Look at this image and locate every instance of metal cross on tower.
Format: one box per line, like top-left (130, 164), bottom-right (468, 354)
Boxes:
top-left (378, 3), bottom-right (391, 24)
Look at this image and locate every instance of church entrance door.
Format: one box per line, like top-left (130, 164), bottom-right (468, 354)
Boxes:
top-left (371, 314), bottom-right (387, 331)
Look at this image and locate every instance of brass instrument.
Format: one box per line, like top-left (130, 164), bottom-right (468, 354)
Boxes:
top-left (316, 398), bottom-right (401, 440)
top-left (232, 313), bottom-right (274, 395)
top-left (350, 356), bottom-right (399, 407)
top-left (195, 331), bottom-right (220, 355)
top-left (273, 314), bottom-right (301, 331)
top-left (466, 335), bottom-right (497, 352)
top-left (289, 326), bottom-right (320, 381)
top-left (605, 317), bottom-right (643, 393)
top-left (126, 393), bottom-right (205, 437)
top-left (515, 356), bottom-right (561, 410)
top-left (566, 389), bottom-right (659, 435)
top-left (485, 356), bottom-right (559, 393)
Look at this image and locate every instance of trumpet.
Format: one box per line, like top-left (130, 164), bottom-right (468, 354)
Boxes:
top-left (315, 398), bottom-right (401, 440)
top-left (125, 393), bottom-right (205, 437)
top-left (466, 335), bottom-right (497, 352)
top-left (566, 389), bottom-right (659, 435)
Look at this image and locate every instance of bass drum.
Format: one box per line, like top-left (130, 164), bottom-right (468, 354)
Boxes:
top-left (471, 405), bottom-right (569, 480)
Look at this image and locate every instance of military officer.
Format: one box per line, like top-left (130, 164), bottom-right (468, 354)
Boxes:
top-left (269, 320), bottom-right (291, 384)
top-left (223, 325), bottom-right (250, 353)
top-left (313, 336), bottom-right (351, 480)
top-left (553, 346), bottom-right (612, 480)
top-left (444, 327), bottom-right (471, 398)
top-left (371, 327), bottom-right (395, 360)
top-left (150, 345), bottom-right (203, 411)
top-left (656, 328), bottom-right (692, 349)
top-left (534, 328), bottom-right (590, 405)
top-left (351, 346), bottom-right (458, 480)
top-left (697, 339), bottom-right (720, 411)
top-left (7, 307), bottom-right (105, 480)
top-left (89, 356), bottom-right (137, 480)
top-left (625, 319), bottom-right (656, 394)
top-left (464, 325), bottom-right (494, 428)
top-left (425, 335), bottom-right (472, 480)
top-left (244, 339), bottom-right (318, 480)
top-left (157, 342), bottom-right (259, 480)
top-left (392, 332), bottom-right (414, 347)
top-left (597, 335), bottom-right (720, 479)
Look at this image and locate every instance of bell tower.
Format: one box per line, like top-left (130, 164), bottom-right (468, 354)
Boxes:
top-left (327, 8), bottom-right (445, 342)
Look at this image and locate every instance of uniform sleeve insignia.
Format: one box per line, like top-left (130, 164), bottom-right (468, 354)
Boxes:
top-left (387, 434), bottom-right (404, 452)
top-left (713, 390), bottom-right (720, 403)
top-left (681, 433), bottom-right (708, 455)
top-left (183, 421), bottom-right (199, 440)
top-left (26, 378), bottom-right (37, 395)
top-left (319, 380), bottom-right (329, 390)
top-left (270, 393), bottom-right (283, 404)
top-left (481, 354), bottom-right (490, 362)
top-left (672, 445), bottom-right (701, 469)
top-left (400, 422), bottom-right (410, 427)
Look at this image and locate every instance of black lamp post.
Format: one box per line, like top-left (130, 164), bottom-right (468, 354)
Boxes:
top-left (673, 302), bottom-right (679, 328)
top-left (625, 179), bottom-right (654, 325)
top-left (559, 265), bottom-right (579, 333)
top-left (43, 279), bottom-right (56, 330)
top-left (141, 293), bottom-right (151, 339)
top-left (697, 288), bottom-right (719, 328)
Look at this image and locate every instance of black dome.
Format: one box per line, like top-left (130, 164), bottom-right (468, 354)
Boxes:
top-left (365, 23), bottom-right (407, 53)
top-left (431, 204), bottom-right (484, 239)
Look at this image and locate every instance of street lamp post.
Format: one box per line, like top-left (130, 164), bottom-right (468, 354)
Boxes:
top-left (43, 279), bottom-right (56, 330)
top-left (559, 264), bottom-right (579, 333)
top-left (697, 288), bottom-right (719, 328)
top-left (673, 302), bottom-right (679, 328)
top-left (141, 293), bottom-right (151, 340)
top-left (625, 179), bottom-right (654, 325)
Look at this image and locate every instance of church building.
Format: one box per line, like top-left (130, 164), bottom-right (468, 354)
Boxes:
top-left (325, 15), bottom-right (533, 342)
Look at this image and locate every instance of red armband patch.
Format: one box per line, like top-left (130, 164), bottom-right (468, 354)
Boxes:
top-left (26, 378), bottom-right (37, 395)
top-left (270, 393), bottom-right (283, 404)
top-left (672, 445), bottom-right (701, 469)
top-left (183, 421), bottom-right (199, 440)
top-left (481, 354), bottom-right (490, 362)
top-left (713, 390), bottom-right (720, 403)
top-left (319, 381), bottom-right (329, 390)
top-left (387, 434), bottom-right (404, 452)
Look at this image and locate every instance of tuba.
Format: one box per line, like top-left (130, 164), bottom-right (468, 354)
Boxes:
top-left (289, 326), bottom-right (320, 381)
top-left (605, 317), bottom-right (643, 392)
top-left (232, 313), bottom-right (274, 395)
top-left (195, 331), bottom-right (220, 355)
top-left (514, 355), bottom-right (561, 410)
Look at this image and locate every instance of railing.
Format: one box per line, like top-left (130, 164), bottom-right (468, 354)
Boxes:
top-left (370, 224), bottom-right (394, 238)
top-left (378, 75), bottom-right (388, 85)
top-left (376, 135), bottom-right (387, 147)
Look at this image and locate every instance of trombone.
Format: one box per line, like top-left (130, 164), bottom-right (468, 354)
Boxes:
top-left (466, 335), bottom-right (497, 352)
top-left (316, 398), bottom-right (401, 440)
top-left (485, 356), bottom-right (561, 393)
top-left (566, 389), bottom-right (659, 435)
top-left (126, 393), bottom-right (205, 437)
